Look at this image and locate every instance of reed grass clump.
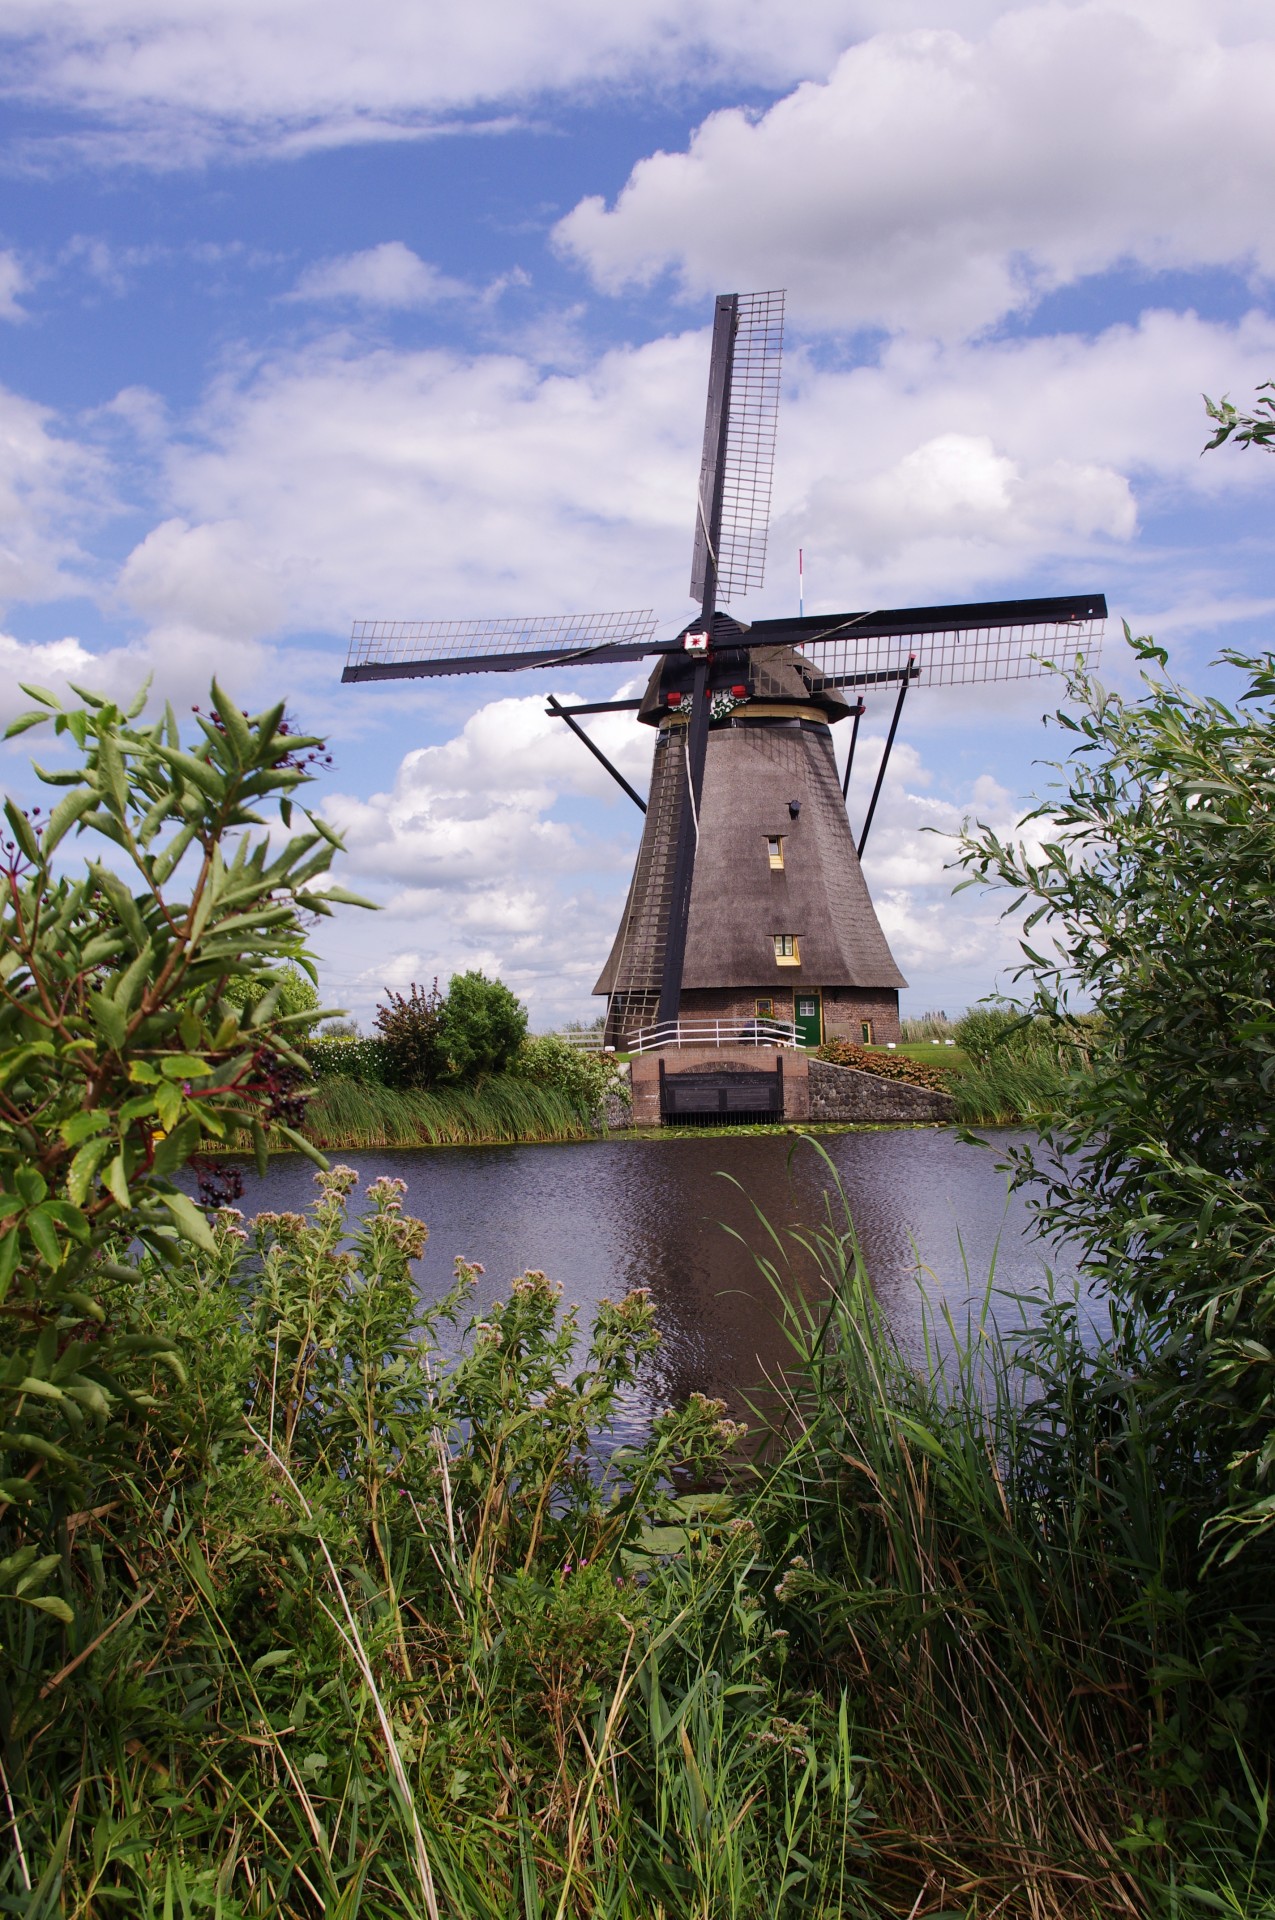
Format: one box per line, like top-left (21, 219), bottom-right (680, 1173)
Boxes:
top-left (303, 1069), bottom-right (598, 1146)
top-left (743, 1155), bottom-right (1275, 1917)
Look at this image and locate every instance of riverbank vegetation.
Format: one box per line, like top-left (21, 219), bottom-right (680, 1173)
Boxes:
top-left (3, 641), bottom-right (1275, 1916)
top-left (304, 1070), bottom-right (600, 1148)
top-left (297, 985), bottom-right (627, 1147)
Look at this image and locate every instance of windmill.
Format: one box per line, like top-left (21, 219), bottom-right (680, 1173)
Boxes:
top-left (343, 291), bottom-right (1104, 1058)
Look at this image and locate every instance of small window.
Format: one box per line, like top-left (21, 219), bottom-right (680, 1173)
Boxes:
top-left (773, 934), bottom-right (801, 966)
top-left (754, 997), bottom-right (774, 1017)
top-left (766, 835), bottom-right (785, 870)
top-left (861, 1021), bottom-right (873, 1045)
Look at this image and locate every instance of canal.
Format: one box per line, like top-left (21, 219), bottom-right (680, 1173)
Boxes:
top-left (221, 1127), bottom-right (1090, 1446)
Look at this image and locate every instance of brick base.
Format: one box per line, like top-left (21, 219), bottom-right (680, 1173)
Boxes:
top-left (675, 985), bottom-right (901, 1045)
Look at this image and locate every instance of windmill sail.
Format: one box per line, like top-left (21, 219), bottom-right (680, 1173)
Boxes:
top-left (343, 609), bottom-right (659, 682)
top-left (690, 290), bottom-right (785, 606)
top-left (741, 594), bottom-right (1107, 689)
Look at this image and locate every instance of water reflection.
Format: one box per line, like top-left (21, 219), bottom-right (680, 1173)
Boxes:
top-left (214, 1129), bottom-right (1083, 1446)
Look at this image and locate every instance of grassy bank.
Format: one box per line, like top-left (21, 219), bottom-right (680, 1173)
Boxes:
top-left (4, 1163), bottom-right (1269, 1918)
top-left (857, 1016), bottom-right (1087, 1126)
top-left (301, 1070), bottom-right (600, 1147)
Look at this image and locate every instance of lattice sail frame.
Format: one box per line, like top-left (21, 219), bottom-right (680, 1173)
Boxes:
top-left (794, 613), bottom-right (1105, 688)
top-left (691, 290), bottom-right (785, 604)
top-left (346, 610), bottom-right (658, 676)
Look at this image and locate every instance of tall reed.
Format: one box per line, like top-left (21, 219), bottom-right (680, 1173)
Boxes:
top-left (304, 1070), bottom-right (598, 1147)
top-left (740, 1151), bottom-right (1275, 1916)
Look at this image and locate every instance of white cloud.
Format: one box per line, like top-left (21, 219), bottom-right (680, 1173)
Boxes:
top-left (0, 384), bottom-right (107, 604)
top-left (0, 250), bottom-right (29, 319)
top-left (82, 304), bottom-right (1275, 705)
top-left (770, 309), bottom-right (1275, 605)
top-left (288, 242), bottom-right (470, 309)
top-left (0, 0), bottom-right (920, 164)
top-left (309, 689), bottom-right (654, 1025)
top-left (557, 3), bottom-right (1275, 338)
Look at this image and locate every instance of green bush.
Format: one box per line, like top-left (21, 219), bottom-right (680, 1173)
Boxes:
top-left (219, 956), bottom-right (322, 1038)
top-left (513, 1032), bottom-right (629, 1115)
top-left (438, 969), bottom-right (528, 1081)
top-left (0, 679), bottom-right (364, 1645)
top-left (1, 1168), bottom-right (868, 1915)
top-left (304, 1033), bottom-right (391, 1083)
top-left (957, 627), bottom-right (1275, 1557)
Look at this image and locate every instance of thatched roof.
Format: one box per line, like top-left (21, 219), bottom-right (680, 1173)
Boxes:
top-left (680, 720), bottom-right (907, 990)
top-left (594, 711), bottom-right (906, 996)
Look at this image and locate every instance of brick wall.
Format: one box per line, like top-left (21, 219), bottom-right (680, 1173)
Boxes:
top-left (677, 984), bottom-right (901, 1043)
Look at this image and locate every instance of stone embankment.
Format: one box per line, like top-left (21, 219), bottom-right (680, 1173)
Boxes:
top-left (806, 1055), bottom-right (956, 1125)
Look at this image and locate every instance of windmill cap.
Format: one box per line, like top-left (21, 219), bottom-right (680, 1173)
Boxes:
top-left (637, 643), bottom-right (857, 727)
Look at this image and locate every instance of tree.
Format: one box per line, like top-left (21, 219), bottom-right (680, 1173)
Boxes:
top-left (438, 970), bottom-right (528, 1081)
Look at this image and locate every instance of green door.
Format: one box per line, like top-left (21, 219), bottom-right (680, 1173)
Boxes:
top-left (794, 990), bottom-right (823, 1047)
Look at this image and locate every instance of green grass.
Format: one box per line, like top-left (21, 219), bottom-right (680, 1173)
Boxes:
top-left (303, 1071), bottom-right (600, 1148)
top-left (887, 1039), bottom-right (968, 1069)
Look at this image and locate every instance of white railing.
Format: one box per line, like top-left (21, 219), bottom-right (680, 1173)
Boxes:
top-left (628, 1017), bottom-right (800, 1054)
top-left (549, 1030), bottom-right (606, 1051)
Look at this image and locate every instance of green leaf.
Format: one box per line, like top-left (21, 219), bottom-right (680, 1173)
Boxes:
top-left (15, 1168), bottom-right (48, 1207)
top-left (40, 785), bottom-right (97, 857)
top-left (25, 1594), bottom-right (74, 1624)
top-left (105, 1152), bottom-right (131, 1210)
top-left (0, 1042), bottom-right (57, 1089)
top-left (95, 728), bottom-right (130, 814)
top-left (16, 681), bottom-right (60, 709)
top-left (4, 709), bottom-right (52, 739)
top-left (0, 1232), bottom-right (19, 1305)
top-left (3, 799), bottom-right (40, 864)
top-left (159, 1055), bottom-right (210, 1080)
top-left (60, 1109), bottom-right (112, 1146)
top-left (25, 1206), bottom-right (63, 1268)
top-left (88, 991), bottom-right (129, 1056)
top-left (0, 1430), bottom-right (73, 1465)
top-left (211, 680), bottom-right (253, 761)
top-left (159, 1189), bottom-right (217, 1253)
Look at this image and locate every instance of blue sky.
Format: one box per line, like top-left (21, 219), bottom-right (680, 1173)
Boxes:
top-left (2, 0), bottom-right (1274, 1027)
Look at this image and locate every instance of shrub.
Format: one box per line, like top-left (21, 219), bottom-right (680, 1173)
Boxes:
top-left (957, 627), bottom-right (1275, 1556)
top-left (0, 679), bottom-right (363, 1628)
top-left (814, 1037), bottom-right (952, 1093)
top-left (304, 1033), bottom-right (390, 1084)
top-left (373, 977), bottom-right (445, 1087)
top-left (953, 998), bottom-right (1035, 1058)
top-left (437, 969), bottom-right (528, 1081)
top-left (513, 1032), bottom-right (629, 1116)
top-left (220, 957), bottom-right (323, 1038)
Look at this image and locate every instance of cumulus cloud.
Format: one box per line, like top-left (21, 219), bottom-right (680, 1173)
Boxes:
top-left (310, 689), bottom-right (655, 1024)
top-left (0, 0), bottom-right (968, 164)
top-left (82, 304), bottom-right (1274, 698)
top-left (288, 242), bottom-right (470, 309)
top-left (0, 384), bottom-right (108, 604)
top-left (557, 2), bottom-right (1275, 338)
